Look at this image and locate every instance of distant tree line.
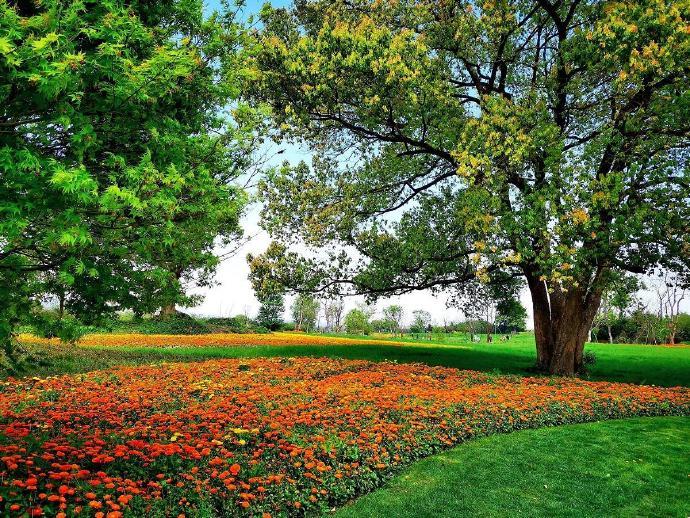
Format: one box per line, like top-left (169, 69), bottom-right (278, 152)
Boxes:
top-left (591, 272), bottom-right (688, 345)
top-left (253, 288), bottom-right (529, 338)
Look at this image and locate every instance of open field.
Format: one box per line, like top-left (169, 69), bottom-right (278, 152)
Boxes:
top-left (2, 333), bottom-right (689, 516)
top-left (18, 332), bottom-right (431, 349)
top-left (13, 332), bottom-right (690, 387)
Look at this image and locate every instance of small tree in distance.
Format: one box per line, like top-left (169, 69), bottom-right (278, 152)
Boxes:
top-left (495, 299), bottom-right (528, 334)
top-left (409, 310), bottom-right (432, 339)
top-left (256, 294), bottom-right (285, 331)
top-left (291, 294), bottom-right (320, 332)
top-left (653, 271), bottom-right (688, 345)
top-left (344, 308), bottom-right (372, 335)
top-left (382, 305), bottom-right (404, 336)
top-left (323, 297), bottom-right (345, 332)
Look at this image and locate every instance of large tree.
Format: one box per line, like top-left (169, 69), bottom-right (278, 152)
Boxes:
top-left (247, 0), bottom-right (690, 374)
top-left (0, 0), bottom-right (251, 353)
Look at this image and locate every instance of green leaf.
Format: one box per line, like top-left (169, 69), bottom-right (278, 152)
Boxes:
top-left (31, 32), bottom-right (59, 51)
top-left (0, 36), bottom-right (13, 55)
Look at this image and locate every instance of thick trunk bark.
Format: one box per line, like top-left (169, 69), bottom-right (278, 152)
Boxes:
top-left (668, 326), bottom-right (676, 346)
top-left (159, 304), bottom-right (178, 317)
top-left (159, 270), bottom-right (183, 317)
top-left (527, 272), bottom-right (603, 376)
top-left (527, 274), bottom-right (553, 371)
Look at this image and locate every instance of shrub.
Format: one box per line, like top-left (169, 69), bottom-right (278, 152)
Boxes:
top-left (345, 309), bottom-right (372, 335)
top-left (280, 322), bottom-right (297, 331)
top-left (30, 310), bottom-right (88, 344)
top-left (206, 315), bottom-right (256, 333)
top-left (675, 314), bottom-right (690, 343)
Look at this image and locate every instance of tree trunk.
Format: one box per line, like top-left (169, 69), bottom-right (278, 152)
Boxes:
top-left (527, 271), bottom-right (603, 376)
top-left (159, 304), bottom-right (178, 317)
top-left (58, 291), bottom-right (65, 319)
top-left (527, 274), bottom-right (554, 371)
top-left (607, 324), bottom-right (613, 344)
top-left (668, 323), bottom-right (676, 346)
top-left (159, 269), bottom-right (183, 317)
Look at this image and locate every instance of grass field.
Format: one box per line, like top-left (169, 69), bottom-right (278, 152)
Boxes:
top-left (336, 416), bottom-right (690, 518)
top-left (11, 331), bottom-right (690, 387)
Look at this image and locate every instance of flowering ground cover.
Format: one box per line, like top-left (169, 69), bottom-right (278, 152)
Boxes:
top-left (18, 332), bottom-right (423, 349)
top-left (0, 358), bottom-right (688, 517)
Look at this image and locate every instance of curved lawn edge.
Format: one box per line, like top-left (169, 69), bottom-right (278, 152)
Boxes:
top-left (1, 358), bottom-right (688, 516)
top-left (334, 416), bottom-right (690, 518)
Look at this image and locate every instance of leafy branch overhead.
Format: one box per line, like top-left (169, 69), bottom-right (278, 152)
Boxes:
top-left (0, 0), bottom-right (256, 348)
top-left (247, 0), bottom-right (690, 374)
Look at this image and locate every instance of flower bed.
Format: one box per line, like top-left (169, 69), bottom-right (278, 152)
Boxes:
top-left (18, 332), bottom-right (419, 349)
top-left (0, 358), bottom-right (687, 517)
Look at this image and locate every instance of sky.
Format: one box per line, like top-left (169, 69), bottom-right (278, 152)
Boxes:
top-left (186, 0), bottom-right (688, 327)
top-left (186, 138), bottom-right (483, 326)
top-left (189, 0), bottom-right (487, 326)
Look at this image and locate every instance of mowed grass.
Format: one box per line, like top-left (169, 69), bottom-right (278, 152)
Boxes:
top-left (336, 416), bottom-right (690, 518)
top-left (10, 332), bottom-right (690, 387)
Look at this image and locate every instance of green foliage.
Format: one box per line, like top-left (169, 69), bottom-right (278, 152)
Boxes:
top-left (371, 318), bottom-right (396, 333)
top-left (0, 0), bottom-right (253, 351)
top-left (582, 350), bottom-right (597, 369)
top-left (381, 305), bottom-right (404, 335)
top-left (30, 309), bottom-right (88, 344)
top-left (409, 310), bottom-right (431, 336)
top-left (495, 298), bottom-right (527, 333)
top-left (291, 294), bottom-right (320, 332)
top-left (105, 314), bottom-right (269, 335)
top-left (677, 314), bottom-right (690, 343)
top-left (205, 315), bottom-right (266, 334)
top-left (607, 274), bottom-right (644, 316)
top-left (344, 309), bottom-right (372, 335)
top-left (247, 0), bottom-right (690, 373)
top-left (593, 311), bottom-right (690, 345)
top-left (256, 293), bottom-right (285, 331)
top-left (112, 314), bottom-right (212, 335)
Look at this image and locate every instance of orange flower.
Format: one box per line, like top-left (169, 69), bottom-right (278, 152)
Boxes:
top-left (0, 357), bottom-right (687, 516)
top-left (18, 332), bottom-right (427, 349)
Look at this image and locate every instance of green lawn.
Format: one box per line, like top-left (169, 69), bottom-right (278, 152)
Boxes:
top-left (336, 416), bottom-right (690, 518)
top-left (11, 332), bottom-right (690, 387)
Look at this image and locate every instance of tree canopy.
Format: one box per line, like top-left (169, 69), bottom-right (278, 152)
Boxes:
top-left (247, 0), bottom-right (690, 374)
top-left (291, 293), bottom-right (320, 331)
top-left (0, 0), bottom-right (253, 351)
top-left (256, 292), bottom-right (285, 330)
